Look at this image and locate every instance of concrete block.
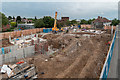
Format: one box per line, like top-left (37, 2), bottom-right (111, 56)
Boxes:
top-left (0, 55), bottom-right (3, 65)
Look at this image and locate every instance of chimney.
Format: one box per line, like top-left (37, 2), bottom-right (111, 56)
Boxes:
top-left (98, 16), bottom-right (100, 18)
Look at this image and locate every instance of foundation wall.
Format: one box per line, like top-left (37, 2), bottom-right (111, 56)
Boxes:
top-left (0, 45), bottom-right (35, 65)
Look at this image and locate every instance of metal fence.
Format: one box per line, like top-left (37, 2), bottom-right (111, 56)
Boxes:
top-left (100, 31), bottom-right (117, 79)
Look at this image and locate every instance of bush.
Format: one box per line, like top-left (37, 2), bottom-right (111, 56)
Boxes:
top-left (6, 27), bottom-right (15, 32)
top-left (10, 22), bottom-right (17, 27)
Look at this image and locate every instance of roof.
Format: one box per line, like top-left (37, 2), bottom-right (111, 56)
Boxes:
top-left (61, 17), bottom-right (69, 18)
top-left (93, 16), bottom-right (111, 23)
top-left (18, 23), bottom-right (34, 26)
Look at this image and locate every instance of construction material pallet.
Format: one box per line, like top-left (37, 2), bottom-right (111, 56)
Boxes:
top-left (8, 62), bottom-right (37, 80)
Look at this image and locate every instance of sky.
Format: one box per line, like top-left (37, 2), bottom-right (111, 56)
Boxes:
top-left (1, 0), bottom-right (120, 20)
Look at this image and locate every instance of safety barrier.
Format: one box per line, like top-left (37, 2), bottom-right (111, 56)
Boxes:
top-left (100, 31), bottom-right (117, 79)
top-left (0, 28), bottom-right (43, 40)
top-left (43, 28), bottom-right (52, 33)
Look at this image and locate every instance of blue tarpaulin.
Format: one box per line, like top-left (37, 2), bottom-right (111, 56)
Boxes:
top-left (16, 39), bottom-right (19, 41)
top-left (43, 28), bottom-right (52, 33)
top-left (1, 48), bottom-right (4, 54)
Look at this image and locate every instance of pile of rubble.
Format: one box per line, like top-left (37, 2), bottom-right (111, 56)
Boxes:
top-left (24, 32), bottom-right (111, 78)
top-left (0, 61), bottom-right (37, 79)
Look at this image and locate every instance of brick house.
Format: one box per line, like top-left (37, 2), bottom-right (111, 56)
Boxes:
top-left (92, 16), bottom-right (112, 29)
top-left (21, 19), bottom-right (33, 23)
top-left (61, 17), bottom-right (69, 21)
top-left (57, 17), bottom-right (69, 27)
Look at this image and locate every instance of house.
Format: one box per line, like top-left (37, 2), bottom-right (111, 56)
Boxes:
top-left (57, 17), bottom-right (69, 22)
top-left (61, 17), bottom-right (69, 21)
top-left (57, 17), bottom-right (69, 27)
top-left (92, 16), bottom-right (112, 29)
top-left (21, 19), bottom-right (27, 23)
top-left (21, 19), bottom-right (33, 23)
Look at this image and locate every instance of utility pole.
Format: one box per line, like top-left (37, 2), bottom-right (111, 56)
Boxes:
top-left (111, 25), bottom-right (113, 39)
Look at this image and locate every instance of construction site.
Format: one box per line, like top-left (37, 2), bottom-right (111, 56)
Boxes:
top-left (0, 12), bottom-right (115, 79)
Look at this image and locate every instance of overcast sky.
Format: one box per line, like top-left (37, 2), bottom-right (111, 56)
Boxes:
top-left (1, 0), bottom-right (120, 20)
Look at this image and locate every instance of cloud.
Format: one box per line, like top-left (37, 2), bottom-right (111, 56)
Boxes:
top-left (1, 0), bottom-right (120, 2)
top-left (2, 2), bottom-right (118, 19)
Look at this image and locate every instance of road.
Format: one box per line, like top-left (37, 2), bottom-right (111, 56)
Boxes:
top-left (107, 25), bottom-right (119, 79)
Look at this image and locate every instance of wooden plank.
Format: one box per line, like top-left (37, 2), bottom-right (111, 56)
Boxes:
top-left (11, 65), bottom-right (31, 77)
top-left (13, 62), bottom-right (29, 73)
top-left (31, 74), bottom-right (38, 79)
top-left (26, 67), bottom-right (36, 78)
top-left (12, 66), bottom-right (36, 79)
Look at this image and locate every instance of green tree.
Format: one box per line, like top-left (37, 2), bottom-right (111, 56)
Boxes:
top-left (6, 27), bottom-right (15, 32)
top-left (88, 18), bottom-right (95, 24)
top-left (65, 20), bottom-right (70, 26)
top-left (23, 17), bottom-right (26, 19)
top-left (8, 16), bottom-right (12, 20)
top-left (13, 16), bottom-right (15, 19)
top-left (16, 16), bottom-right (21, 23)
top-left (80, 19), bottom-right (88, 24)
top-left (10, 22), bottom-right (17, 27)
top-left (43, 16), bottom-right (54, 28)
top-left (0, 12), bottom-right (9, 25)
top-left (111, 18), bottom-right (119, 26)
top-left (34, 19), bottom-right (45, 28)
top-left (57, 22), bottom-right (64, 28)
top-left (70, 19), bottom-right (77, 25)
top-left (35, 16), bottom-right (37, 20)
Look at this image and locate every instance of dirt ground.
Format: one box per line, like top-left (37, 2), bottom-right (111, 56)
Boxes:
top-left (24, 32), bottom-right (111, 78)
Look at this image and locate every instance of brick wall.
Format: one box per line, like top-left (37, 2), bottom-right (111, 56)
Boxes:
top-left (0, 28), bottom-right (43, 40)
top-left (81, 25), bottom-right (92, 29)
top-left (104, 26), bottom-right (116, 30)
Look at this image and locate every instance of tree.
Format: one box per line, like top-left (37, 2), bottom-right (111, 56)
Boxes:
top-left (10, 22), bottom-right (17, 27)
top-left (57, 22), bottom-right (64, 28)
top-left (88, 18), bottom-right (95, 24)
top-left (35, 16), bottom-right (37, 20)
top-left (23, 17), bottom-right (26, 19)
top-left (65, 20), bottom-right (70, 26)
top-left (80, 19), bottom-right (88, 24)
top-left (70, 19), bottom-right (77, 25)
top-left (43, 16), bottom-right (54, 28)
top-left (34, 16), bottom-right (54, 28)
top-left (34, 19), bottom-right (45, 28)
top-left (57, 20), bottom-right (70, 27)
top-left (13, 16), bottom-right (15, 19)
top-left (16, 16), bottom-right (21, 23)
top-left (111, 18), bottom-right (119, 26)
top-left (0, 12), bottom-right (9, 25)
top-left (8, 16), bottom-right (12, 20)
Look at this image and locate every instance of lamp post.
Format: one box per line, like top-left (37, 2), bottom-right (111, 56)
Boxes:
top-left (111, 25), bottom-right (113, 39)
